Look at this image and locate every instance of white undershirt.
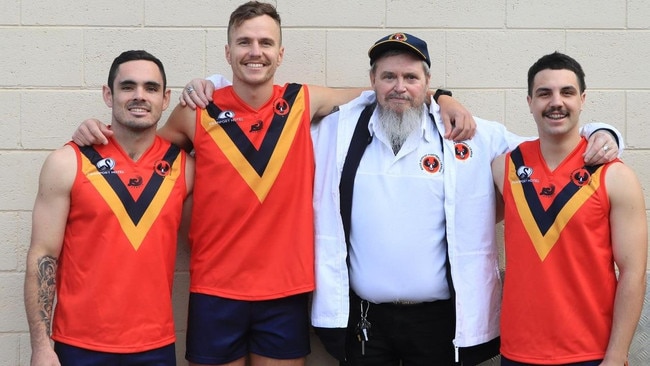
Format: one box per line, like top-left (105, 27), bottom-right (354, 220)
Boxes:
top-left (349, 108), bottom-right (450, 303)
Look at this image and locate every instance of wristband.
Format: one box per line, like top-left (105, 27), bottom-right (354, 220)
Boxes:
top-left (433, 89), bottom-right (453, 103)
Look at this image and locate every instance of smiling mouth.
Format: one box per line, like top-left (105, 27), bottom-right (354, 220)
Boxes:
top-left (128, 105), bottom-right (150, 114)
top-left (544, 112), bottom-right (568, 120)
top-left (245, 62), bottom-right (265, 69)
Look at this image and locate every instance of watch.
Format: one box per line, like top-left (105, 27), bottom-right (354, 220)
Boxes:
top-left (433, 89), bottom-right (453, 103)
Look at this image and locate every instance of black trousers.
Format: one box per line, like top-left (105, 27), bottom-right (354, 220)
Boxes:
top-left (344, 292), bottom-right (455, 366)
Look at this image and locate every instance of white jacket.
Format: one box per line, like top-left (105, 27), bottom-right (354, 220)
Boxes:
top-left (309, 91), bottom-right (621, 353)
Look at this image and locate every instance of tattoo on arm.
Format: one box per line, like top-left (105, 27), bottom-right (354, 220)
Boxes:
top-left (37, 255), bottom-right (57, 336)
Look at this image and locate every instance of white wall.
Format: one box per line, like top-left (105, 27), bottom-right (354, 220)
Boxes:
top-left (1, 0), bottom-right (649, 364)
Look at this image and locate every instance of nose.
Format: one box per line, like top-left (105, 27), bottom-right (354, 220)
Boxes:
top-left (549, 91), bottom-right (562, 106)
top-left (249, 41), bottom-right (261, 56)
top-left (132, 86), bottom-right (146, 100)
top-left (394, 78), bottom-right (407, 93)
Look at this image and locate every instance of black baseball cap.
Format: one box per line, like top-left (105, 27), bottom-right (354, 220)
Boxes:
top-left (368, 32), bottom-right (431, 67)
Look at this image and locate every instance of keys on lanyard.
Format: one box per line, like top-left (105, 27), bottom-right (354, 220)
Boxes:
top-left (355, 300), bottom-right (372, 355)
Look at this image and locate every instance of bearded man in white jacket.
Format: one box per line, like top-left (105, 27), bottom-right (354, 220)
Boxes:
top-left (310, 32), bottom-right (621, 365)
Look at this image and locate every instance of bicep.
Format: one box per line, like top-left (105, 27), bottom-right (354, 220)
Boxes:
top-left (607, 164), bottom-right (648, 271)
top-left (160, 103), bottom-right (196, 151)
top-left (29, 148), bottom-right (75, 257)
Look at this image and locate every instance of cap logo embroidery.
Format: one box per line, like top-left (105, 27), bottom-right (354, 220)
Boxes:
top-left (390, 33), bottom-right (407, 42)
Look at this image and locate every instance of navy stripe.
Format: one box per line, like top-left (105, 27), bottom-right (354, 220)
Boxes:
top-left (79, 144), bottom-right (181, 225)
top-left (205, 83), bottom-right (302, 176)
top-left (509, 148), bottom-right (602, 235)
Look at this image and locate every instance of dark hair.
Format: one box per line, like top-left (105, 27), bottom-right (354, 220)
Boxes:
top-left (107, 50), bottom-right (166, 92)
top-left (227, 1), bottom-right (281, 44)
top-left (527, 51), bottom-right (585, 96)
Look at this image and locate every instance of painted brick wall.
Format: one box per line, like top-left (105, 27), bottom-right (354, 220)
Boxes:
top-left (1, 1), bottom-right (649, 364)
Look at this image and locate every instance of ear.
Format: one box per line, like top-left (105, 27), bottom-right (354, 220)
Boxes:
top-left (225, 44), bottom-right (231, 65)
top-left (102, 85), bottom-right (113, 108)
top-left (527, 95), bottom-right (532, 113)
top-left (162, 88), bottom-right (172, 111)
top-left (276, 45), bottom-right (285, 66)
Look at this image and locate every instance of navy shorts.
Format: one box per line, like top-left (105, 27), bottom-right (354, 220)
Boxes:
top-left (54, 342), bottom-right (175, 366)
top-left (185, 292), bottom-right (311, 364)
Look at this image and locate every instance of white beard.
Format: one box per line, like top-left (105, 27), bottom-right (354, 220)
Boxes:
top-left (377, 104), bottom-right (424, 154)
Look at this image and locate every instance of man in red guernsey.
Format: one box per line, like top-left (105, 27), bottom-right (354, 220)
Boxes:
top-left (492, 52), bottom-right (647, 366)
top-left (24, 50), bottom-right (194, 365)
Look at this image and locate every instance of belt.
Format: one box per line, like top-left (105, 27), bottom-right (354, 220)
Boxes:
top-left (390, 300), bottom-right (425, 306)
top-left (352, 291), bottom-right (448, 307)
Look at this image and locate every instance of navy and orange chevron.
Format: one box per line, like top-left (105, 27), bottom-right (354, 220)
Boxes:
top-left (200, 83), bottom-right (304, 202)
top-left (508, 147), bottom-right (603, 261)
top-left (79, 145), bottom-right (182, 250)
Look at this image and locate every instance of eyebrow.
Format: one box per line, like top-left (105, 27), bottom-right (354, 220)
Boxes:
top-left (235, 36), bottom-right (276, 44)
top-left (535, 85), bottom-right (577, 94)
top-left (380, 70), bottom-right (420, 78)
top-left (118, 80), bottom-right (162, 88)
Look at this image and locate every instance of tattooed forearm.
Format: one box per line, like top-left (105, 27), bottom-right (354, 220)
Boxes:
top-left (36, 255), bottom-right (57, 336)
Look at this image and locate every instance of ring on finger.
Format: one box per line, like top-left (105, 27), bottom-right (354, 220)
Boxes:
top-left (603, 145), bottom-right (609, 152)
top-left (186, 86), bottom-right (195, 94)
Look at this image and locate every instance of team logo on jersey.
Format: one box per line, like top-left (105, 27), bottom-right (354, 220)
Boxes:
top-left (454, 142), bottom-right (472, 161)
top-left (95, 157), bottom-right (116, 172)
top-left (154, 160), bottom-right (171, 177)
top-left (274, 98), bottom-right (290, 116)
top-left (539, 184), bottom-right (555, 196)
top-left (516, 165), bottom-right (533, 180)
top-left (570, 168), bottom-right (591, 187)
top-left (128, 175), bottom-right (143, 187)
top-left (420, 154), bottom-right (442, 174)
top-left (250, 120), bottom-right (264, 132)
top-left (216, 110), bottom-right (237, 124)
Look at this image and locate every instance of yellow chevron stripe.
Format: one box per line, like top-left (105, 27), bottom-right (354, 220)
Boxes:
top-left (200, 89), bottom-right (305, 202)
top-left (81, 154), bottom-right (182, 250)
top-left (508, 160), bottom-right (602, 261)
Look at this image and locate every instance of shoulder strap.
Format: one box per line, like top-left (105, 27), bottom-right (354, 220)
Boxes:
top-left (339, 103), bottom-right (375, 247)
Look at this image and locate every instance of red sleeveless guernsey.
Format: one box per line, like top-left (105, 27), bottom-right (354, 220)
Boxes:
top-left (189, 83), bottom-right (315, 300)
top-left (51, 137), bottom-right (187, 353)
top-left (500, 138), bottom-right (618, 364)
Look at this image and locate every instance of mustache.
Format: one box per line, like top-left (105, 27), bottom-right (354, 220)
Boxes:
top-left (385, 93), bottom-right (412, 101)
top-left (127, 101), bottom-right (151, 110)
top-left (542, 106), bottom-right (569, 116)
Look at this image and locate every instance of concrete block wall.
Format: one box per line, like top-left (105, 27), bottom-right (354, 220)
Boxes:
top-left (1, 0), bottom-right (649, 364)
